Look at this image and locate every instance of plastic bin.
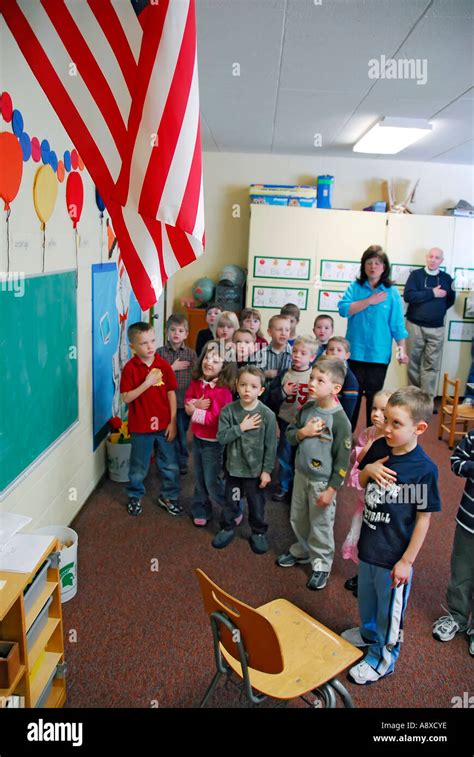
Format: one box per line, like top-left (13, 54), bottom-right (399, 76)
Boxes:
top-left (23, 559), bottom-right (51, 617)
top-left (26, 596), bottom-right (53, 653)
top-left (317, 175), bottom-right (334, 209)
top-left (34, 527), bottom-right (78, 603)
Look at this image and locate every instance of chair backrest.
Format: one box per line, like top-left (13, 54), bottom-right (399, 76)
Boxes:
top-left (196, 569), bottom-right (284, 674)
top-left (442, 373), bottom-right (460, 409)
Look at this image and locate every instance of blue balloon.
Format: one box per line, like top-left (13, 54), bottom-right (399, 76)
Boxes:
top-left (20, 131), bottom-right (31, 161)
top-left (49, 150), bottom-right (58, 172)
top-left (41, 139), bottom-right (50, 164)
top-left (63, 150), bottom-right (71, 172)
top-left (12, 109), bottom-right (24, 137)
top-left (95, 188), bottom-right (105, 215)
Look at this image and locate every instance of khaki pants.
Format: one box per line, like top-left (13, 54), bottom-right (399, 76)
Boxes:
top-left (289, 471), bottom-right (337, 573)
top-left (406, 321), bottom-right (444, 399)
top-left (446, 524), bottom-right (474, 630)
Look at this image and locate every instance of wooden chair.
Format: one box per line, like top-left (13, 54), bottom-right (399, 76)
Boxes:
top-left (196, 569), bottom-right (363, 708)
top-left (438, 373), bottom-right (474, 449)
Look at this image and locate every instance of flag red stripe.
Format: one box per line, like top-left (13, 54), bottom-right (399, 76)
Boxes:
top-left (165, 224), bottom-right (198, 269)
top-left (42, 0), bottom-right (128, 157)
top-left (108, 202), bottom-right (160, 311)
top-left (88, 0), bottom-right (138, 96)
top-left (114, 0), bottom-right (169, 206)
top-left (175, 119), bottom-right (202, 234)
top-left (1, 0), bottom-right (116, 197)
top-left (139, 1), bottom-right (196, 218)
top-left (143, 217), bottom-right (167, 286)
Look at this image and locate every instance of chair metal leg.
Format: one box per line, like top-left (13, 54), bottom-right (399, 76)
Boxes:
top-left (200, 671), bottom-right (223, 708)
top-left (328, 677), bottom-right (356, 708)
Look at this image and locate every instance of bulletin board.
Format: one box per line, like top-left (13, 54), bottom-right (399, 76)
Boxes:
top-left (0, 272), bottom-right (78, 495)
top-left (448, 320), bottom-right (474, 342)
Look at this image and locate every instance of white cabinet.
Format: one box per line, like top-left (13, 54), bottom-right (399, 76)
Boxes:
top-left (247, 205), bottom-right (473, 395)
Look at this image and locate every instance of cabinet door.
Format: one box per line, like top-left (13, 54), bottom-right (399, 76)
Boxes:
top-left (249, 205), bottom-right (318, 283)
top-left (385, 214), bottom-right (455, 270)
top-left (437, 217), bottom-right (474, 394)
top-left (314, 209), bottom-right (388, 282)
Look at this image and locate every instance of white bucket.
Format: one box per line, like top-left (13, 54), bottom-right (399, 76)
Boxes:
top-left (34, 526), bottom-right (78, 603)
top-left (106, 440), bottom-right (131, 482)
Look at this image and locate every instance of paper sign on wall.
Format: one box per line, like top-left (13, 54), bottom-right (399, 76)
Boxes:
top-left (318, 290), bottom-right (343, 313)
top-left (252, 286), bottom-right (308, 310)
top-left (253, 256), bottom-right (311, 280)
top-left (392, 264), bottom-right (423, 287)
top-left (448, 320), bottom-right (474, 342)
top-left (320, 260), bottom-right (360, 282)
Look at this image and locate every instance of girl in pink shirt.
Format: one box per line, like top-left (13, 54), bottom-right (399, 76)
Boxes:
top-left (185, 341), bottom-right (236, 526)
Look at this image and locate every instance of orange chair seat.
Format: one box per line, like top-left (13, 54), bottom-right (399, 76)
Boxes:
top-left (219, 598), bottom-right (362, 700)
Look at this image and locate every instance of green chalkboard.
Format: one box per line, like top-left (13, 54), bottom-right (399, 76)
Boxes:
top-left (0, 272), bottom-right (78, 494)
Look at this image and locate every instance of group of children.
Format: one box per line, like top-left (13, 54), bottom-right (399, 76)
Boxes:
top-left (119, 301), bottom-right (473, 685)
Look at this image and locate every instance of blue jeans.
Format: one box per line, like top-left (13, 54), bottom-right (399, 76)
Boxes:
top-left (192, 437), bottom-right (225, 519)
top-left (277, 418), bottom-right (296, 493)
top-left (176, 408), bottom-right (191, 469)
top-left (358, 560), bottom-right (412, 677)
top-left (127, 431), bottom-right (179, 500)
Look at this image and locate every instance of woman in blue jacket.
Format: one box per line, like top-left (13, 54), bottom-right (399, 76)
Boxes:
top-left (338, 246), bottom-right (408, 429)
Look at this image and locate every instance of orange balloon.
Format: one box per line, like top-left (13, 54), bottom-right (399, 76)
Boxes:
top-left (77, 154), bottom-right (84, 170)
top-left (0, 132), bottom-right (23, 210)
top-left (57, 160), bottom-right (65, 183)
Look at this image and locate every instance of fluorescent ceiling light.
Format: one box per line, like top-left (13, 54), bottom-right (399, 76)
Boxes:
top-left (353, 117), bottom-right (432, 154)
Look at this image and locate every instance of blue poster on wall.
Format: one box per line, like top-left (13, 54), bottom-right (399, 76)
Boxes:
top-left (91, 263), bottom-right (142, 450)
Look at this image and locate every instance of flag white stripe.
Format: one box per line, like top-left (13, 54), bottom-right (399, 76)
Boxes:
top-left (157, 53), bottom-right (199, 226)
top-left (65, 0), bottom-right (132, 120)
top-left (18, 0), bottom-right (122, 182)
top-left (192, 175), bottom-right (205, 241)
top-left (162, 225), bottom-right (181, 279)
top-left (127, 0), bottom-right (190, 211)
top-left (110, 0), bottom-right (142, 62)
top-left (122, 205), bottom-right (162, 300)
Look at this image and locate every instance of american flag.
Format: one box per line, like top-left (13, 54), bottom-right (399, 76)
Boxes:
top-left (1, 0), bottom-right (204, 310)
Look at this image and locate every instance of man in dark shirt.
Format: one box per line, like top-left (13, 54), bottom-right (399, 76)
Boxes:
top-left (341, 387), bottom-right (441, 685)
top-left (404, 248), bottom-right (455, 400)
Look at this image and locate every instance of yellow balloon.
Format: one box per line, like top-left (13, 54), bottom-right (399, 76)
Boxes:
top-left (33, 165), bottom-right (58, 229)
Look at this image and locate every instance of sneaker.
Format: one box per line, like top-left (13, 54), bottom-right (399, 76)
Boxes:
top-left (341, 627), bottom-right (371, 648)
top-left (348, 660), bottom-right (392, 686)
top-left (127, 497), bottom-right (142, 516)
top-left (193, 517), bottom-right (207, 527)
top-left (432, 614), bottom-right (467, 642)
top-left (468, 630), bottom-right (474, 657)
top-left (249, 533), bottom-right (268, 554)
top-left (276, 552), bottom-right (311, 568)
top-left (272, 487), bottom-right (288, 502)
top-left (158, 496), bottom-right (183, 516)
top-left (306, 570), bottom-right (329, 590)
top-left (344, 575), bottom-right (358, 592)
top-left (212, 529), bottom-right (235, 550)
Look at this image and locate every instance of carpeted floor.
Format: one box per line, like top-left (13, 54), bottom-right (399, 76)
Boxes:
top-left (63, 407), bottom-right (472, 709)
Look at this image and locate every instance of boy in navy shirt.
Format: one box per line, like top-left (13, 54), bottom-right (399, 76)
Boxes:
top-left (342, 387), bottom-right (441, 684)
top-left (325, 336), bottom-right (359, 422)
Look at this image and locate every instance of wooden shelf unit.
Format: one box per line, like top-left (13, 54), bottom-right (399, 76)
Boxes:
top-left (0, 538), bottom-right (66, 708)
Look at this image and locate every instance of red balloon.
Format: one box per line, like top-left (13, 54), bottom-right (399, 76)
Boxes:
top-left (70, 149), bottom-right (78, 170)
top-left (0, 92), bottom-right (13, 122)
top-left (31, 136), bottom-right (41, 162)
top-left (0, 132), bottom-right (23, 210)
top-left (66, 171), bottom-right (84, 229)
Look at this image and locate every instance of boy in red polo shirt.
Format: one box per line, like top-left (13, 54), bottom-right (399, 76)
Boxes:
top-left (120, 321), bottom-right (180, 516)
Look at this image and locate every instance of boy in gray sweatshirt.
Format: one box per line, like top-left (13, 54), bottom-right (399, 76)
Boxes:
top-left (276, 357), bottom-right (352, 590)
top-left (214, 366), bottom-right (277, 554)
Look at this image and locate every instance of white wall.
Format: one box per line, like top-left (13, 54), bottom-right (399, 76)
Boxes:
top-left (1, 21), bottom-right (106, 528)
top-left (167, 151), bottom-right (474, 313)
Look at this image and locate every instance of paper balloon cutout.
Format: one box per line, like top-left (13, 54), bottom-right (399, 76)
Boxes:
top-left (71, 149), bottom-right (78, 170)
top-left (0, 132), bottom-right (23, 210)
top-left (33, 165), bottom-right (58, 229)
top-left (40, 139), bottom-right (50, 165)
top-left (57, 160), bottom-right (65, 183)
top-left (31, 137), bottom-right (41, 162)
top-left (66, 171), bottom-right (84, 229)
top-left (0, 92), bottom-right (13, 122)
top-left (49, 150), bottom-right (58, 173)
top-left (63, 150), bottom-right (71, 172)
top-left (12, 109), bottom-right (24, 137)
top-left (19, 132), bottom-right (31, 161)
top-left (95, 188), bottom-right (105, 216)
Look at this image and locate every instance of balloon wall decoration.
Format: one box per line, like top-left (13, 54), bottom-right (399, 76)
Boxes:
top-left (95, 188), bottom-right (106, 264)
top-left (0, 131), bottom-right (23, 271)
top-left (33, 164), bottom-right (58, 272)
top-left (66, 171), bottom-right (84, 286)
